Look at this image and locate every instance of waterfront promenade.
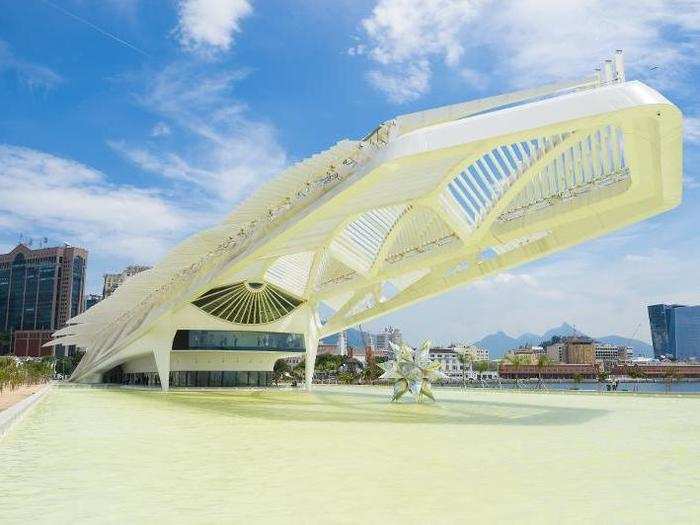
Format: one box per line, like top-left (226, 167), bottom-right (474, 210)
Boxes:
top-left (1, 385), bottom-right (699, 523)
top-left (0, 384), bottom-right (46, 412)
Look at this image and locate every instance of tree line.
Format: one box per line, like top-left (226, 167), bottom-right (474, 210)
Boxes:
top-left (0, 356), bottom-right (54, 393)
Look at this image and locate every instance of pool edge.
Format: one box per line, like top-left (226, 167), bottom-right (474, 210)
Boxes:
top-left (0, 383), bottom-right (53, 440)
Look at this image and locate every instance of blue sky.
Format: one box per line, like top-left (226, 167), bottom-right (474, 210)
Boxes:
top-left (0, 0), bottom-right (698, 344)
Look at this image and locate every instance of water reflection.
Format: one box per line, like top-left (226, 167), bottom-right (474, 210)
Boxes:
top-left (119, 387), bottom-right (607, 427)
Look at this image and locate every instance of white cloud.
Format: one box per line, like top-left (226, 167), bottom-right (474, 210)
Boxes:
top-left (460, 67), bottom-right (488, 90)
top-left (355, 0), bottom-right (700, 101)
top-left (686, 116), bottom-right (700, 144)
top-left (110, 63), bottom-right (286, 211)
top-left (684, 175), bottom-right (700, 191)
top-left (0, 145), bottom-right (194, 263)
top-left (176, 0), bottom-right (253, 55)
top-left (357, 0), bottom-right (481, 102)
top-left (0, 39), bottom-right (62, 91)
top-left (366, 61), bottom-right (431, 103)
top-left (486, 1), bottom-right (700, 88)
top-left (151, 122), bottom-right (171, 137)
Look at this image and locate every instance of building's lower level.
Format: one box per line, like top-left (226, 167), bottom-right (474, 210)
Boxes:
top-left (95, 328), bottom-right (305, 388)
top-left (106, 369), bottom-right (274, 388)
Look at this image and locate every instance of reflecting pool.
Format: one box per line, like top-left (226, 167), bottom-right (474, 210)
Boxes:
top-left (1, 386), bottom-right (699, 523)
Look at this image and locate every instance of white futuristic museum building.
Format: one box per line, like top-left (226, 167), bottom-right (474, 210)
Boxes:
top-left (49, 53), bottom-right (683, 390)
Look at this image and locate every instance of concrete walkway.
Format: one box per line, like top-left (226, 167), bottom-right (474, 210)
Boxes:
top-left (0, 382), bottom-right (52, 438)
top-left (0, 384), bottom-right (46, 412)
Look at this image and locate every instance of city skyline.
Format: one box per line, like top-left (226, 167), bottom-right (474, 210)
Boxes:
top-left (1, 1), bottom-right (698, 345)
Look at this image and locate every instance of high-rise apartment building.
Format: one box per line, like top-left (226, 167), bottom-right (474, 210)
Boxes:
top-left (649, 304), bottom-right (700, 361)
top-left (85, 293), bottom-right (102, 310)
top-left (0, 243), bottom-right (87, 357)
top-left (375, 326), bottom-right (402, 355)
top-left (102, 265), bottom-right (150, 298)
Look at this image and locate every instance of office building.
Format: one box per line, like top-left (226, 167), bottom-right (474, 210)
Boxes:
top-left (510, 345), bottom-right (545, 364)
top-left (648, 304), bottom-right (681, 359)
top-left (648, 304), bottom-right (700, 361)
top-left (564, 338), bottom-right (596, 364)
top-left (595, 343), bottom-right (632, 367)
top-left (0, 243), bottom-right (87, 357)
top-left (375, 326), bottom-right (402, 354)
top-left (102, 265), bottom-right (150, 298)
top-left (429, 348), bottom-right (472, 382)
top-left (85, 294), bottom-right (102, 310)
top-left (546, 342), bottom-right (566, 363)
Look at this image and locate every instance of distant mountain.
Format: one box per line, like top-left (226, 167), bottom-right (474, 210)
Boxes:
top-left (476, 331), bottom-right (520, 357)
top-left (475, 322), bottom-right (652, 358)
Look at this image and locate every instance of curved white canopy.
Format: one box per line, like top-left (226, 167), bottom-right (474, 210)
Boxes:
top-left (51, 57), bottom-right (683, 385)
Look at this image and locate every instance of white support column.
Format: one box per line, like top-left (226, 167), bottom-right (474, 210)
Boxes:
top-left (304, 306), bottom-right (320, 390)
top-left (152, 347), bottom-right (171, 392)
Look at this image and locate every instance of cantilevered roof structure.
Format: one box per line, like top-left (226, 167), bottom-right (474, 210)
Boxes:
top-left (50, 52), bottom-right (683, 390)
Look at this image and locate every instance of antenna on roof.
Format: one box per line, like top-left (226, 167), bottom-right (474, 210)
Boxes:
top-left (604, 59), bottom-right (614, 84)
top-left (596, 51), bottom-right (625, 85)
top-left (614, 49), bottom-right (625, 82)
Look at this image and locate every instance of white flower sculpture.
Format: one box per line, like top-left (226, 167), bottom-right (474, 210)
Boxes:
top-left (378, 340), bottom-right (448, 402)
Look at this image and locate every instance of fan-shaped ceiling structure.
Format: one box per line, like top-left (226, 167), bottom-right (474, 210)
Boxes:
top-left (192, 282), bottom-right (304, 325)
top-left (49, 52), bottom-right (683, 390)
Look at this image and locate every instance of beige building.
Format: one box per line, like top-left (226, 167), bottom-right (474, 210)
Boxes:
top-left (102, 265), bottom-right (151, 298)
top-left (546, 342), bottom-right (566, 363)
top-left (564, 339), bottom-right (596, 364)
top-left (595, 343), bottom-right (633, 368)
top-left (509, 345), bottom-right (545, 364)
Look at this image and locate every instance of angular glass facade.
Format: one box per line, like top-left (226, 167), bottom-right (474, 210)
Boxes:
top-left (70, 256), bottom-right (85, 318)
top-left (172, 330), bottom-right (305, 352)
top-left (648, 304), bottom-right (674, 359)
top-left (648, 304), bottom-right (700, 361)
top-left (670, 306), bottom-right (700, 361)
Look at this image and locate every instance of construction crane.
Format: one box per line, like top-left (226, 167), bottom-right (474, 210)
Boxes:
top-left (629, 322), bottom-right (641, 340)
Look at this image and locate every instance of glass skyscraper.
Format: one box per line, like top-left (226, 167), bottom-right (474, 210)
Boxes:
top-left (0, 243), bottom-right (87, 357)
top-left (648, 304), bottom-right (700, 361)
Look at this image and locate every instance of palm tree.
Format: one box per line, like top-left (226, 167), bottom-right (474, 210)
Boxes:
top-left (535, 354), bottom-right (553, 389)
top-left (663, 366), bottom-right (679, 393)
top-left (503, 353), bottom-right (528, 388)
top-left (474, 360), bottom-right (490, 387)
top-left (455, 346), bottom-right (478, 389)
top-left (572, 373), bottom-right (583, 389)
top-left (628, 365), bottom-right (645, 392)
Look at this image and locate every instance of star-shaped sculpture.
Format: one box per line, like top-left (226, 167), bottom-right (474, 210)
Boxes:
top-left (378, 340), bottom-right (448, 402)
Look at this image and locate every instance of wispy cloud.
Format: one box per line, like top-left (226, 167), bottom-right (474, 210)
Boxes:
top-left (109, 62), bottom-right (287, 212)
top-left (151, 122), bottom-right (171, 137)
top-left (366, 61), bottom-right (431, 103)
top-left (354, 0), bottom-right (700, 102)
top-left (357, 0), bottom-right (481, 102)
top-left (686, 116), bottom-right (700, 144)
top-left (175, 0), bottom-right (253, 55)
top-left (0, 40), bottom-right (62, 91)
top-left (0, 145), bottom-right (195, 263)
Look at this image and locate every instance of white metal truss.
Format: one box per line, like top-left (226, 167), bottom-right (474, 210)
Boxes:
top-left (50, 53), bottom-right (683, 388)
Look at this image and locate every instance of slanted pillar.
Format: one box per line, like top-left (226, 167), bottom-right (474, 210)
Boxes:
top-left (304, 307), bottom-right (320, 390)
top-left (153, 347), bottom-right (171, 392)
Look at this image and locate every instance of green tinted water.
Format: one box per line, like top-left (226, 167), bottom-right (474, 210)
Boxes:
top-left (1, 386), bottom-right (699, 524)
